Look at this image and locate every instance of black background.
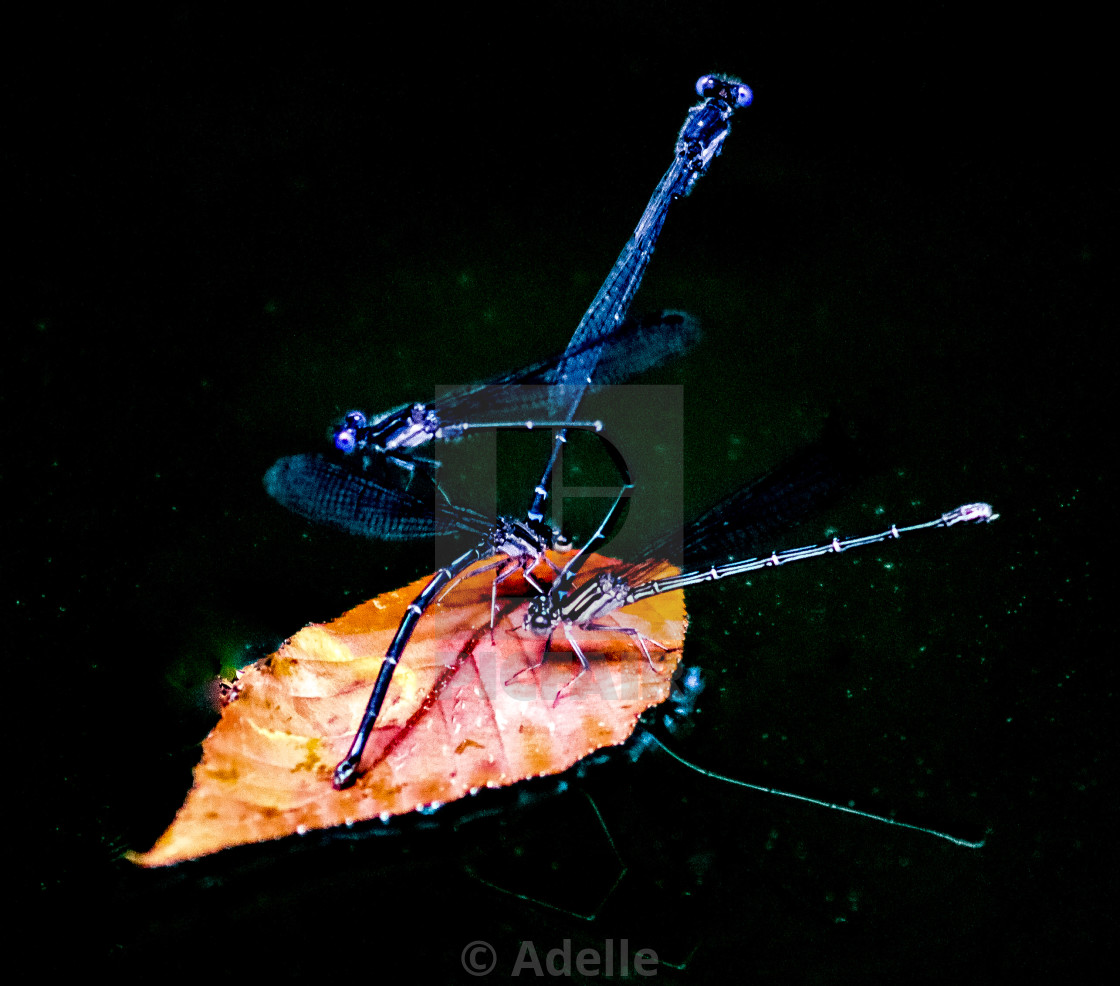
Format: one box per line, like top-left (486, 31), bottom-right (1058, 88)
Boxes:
top-left (14, 3), bottom-right (1109, 980)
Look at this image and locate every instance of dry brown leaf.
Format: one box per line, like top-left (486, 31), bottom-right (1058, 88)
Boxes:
top-left (129, 554), bottom-right (686, 866)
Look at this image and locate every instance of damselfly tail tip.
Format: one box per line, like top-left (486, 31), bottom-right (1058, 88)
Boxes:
top-left (332, 759), bottom-right (359, 790)
top-left (945, 502), bottom-right (999, 526)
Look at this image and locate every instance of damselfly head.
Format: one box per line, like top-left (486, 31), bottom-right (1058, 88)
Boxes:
top-left (696, 75), bottom-right (753, 109)
top-left (524, 595), bottom-right (556, 633)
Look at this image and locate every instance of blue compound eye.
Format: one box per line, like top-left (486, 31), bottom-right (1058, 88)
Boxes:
top-left (695, 74), bottom-right (715, 96)
top-left (334, 410), bottom-right (367, 452)
top-left (733, 84), bottom-right (753, 108)
top-left (334, 428), bottom-right (358, 453)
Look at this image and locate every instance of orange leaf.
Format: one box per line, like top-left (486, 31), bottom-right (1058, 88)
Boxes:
top-left (129, 553), bottom-right (686, 866)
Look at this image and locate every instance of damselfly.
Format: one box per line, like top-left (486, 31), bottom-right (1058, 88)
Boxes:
top-left (510, 489), bottom-right (997, 846)
top-left (264, 310), bottom-right (698, 540)
top-left (330, 75), bottom-right (754, 788)
top-left (520, 499), bottom-right (998, 695)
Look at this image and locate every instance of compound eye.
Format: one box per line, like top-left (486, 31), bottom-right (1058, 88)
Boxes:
top-left (695, 74), bottom-right (714, 96)
top-left (733, 84), bottom-right (753, 108)
top-left (334, 427), bottom-right (358, 453)
top-left (343, 410), bottom-right (367, 429)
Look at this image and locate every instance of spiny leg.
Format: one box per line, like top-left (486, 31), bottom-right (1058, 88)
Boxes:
top-left (505, 627), bottom-right (557, 687)
top-left (436, 556), bottom-right (509, 605)
top-left (436, 553), bottom-right (555, 638)
top-left (493, 560), bottom-right (540, 634)
top-left (504, 624), bottom-right (591, 706)
top-left (550, 625), bottom-right (592, 707)
top-left (582, 621), bottom-right (673, 673)
top-left (387, 453), bottom-right (449, 502)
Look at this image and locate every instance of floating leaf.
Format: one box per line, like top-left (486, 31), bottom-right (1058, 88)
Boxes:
top-left (130, 555), bottom-right (686, 866)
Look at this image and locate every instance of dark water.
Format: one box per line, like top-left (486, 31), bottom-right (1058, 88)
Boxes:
top-left (18, 6), bottom-right (1108, 981)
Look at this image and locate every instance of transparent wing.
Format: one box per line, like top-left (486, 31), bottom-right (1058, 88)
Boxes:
top-left (263, 454), bottom-right (490, 541)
